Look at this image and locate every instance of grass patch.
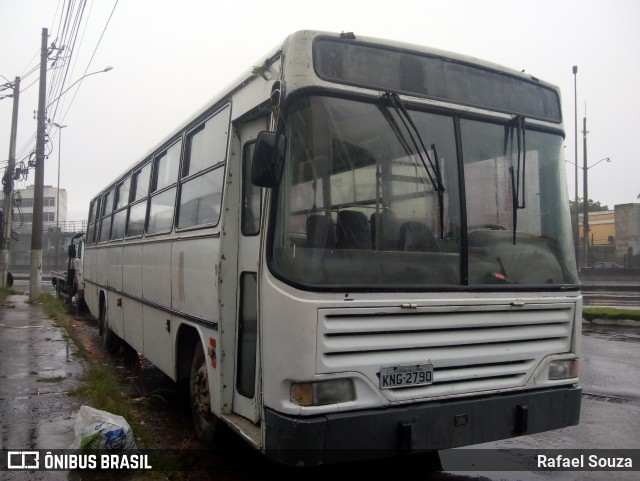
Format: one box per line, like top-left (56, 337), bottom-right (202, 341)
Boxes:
top-left (35, 293), bottom-right (184, 478)
top-left (70, 364), bottom-right (183, 476)
top-left (583, 307), bottom-right (640, 321)
top-left (40, 292), bottom-right (68, 322)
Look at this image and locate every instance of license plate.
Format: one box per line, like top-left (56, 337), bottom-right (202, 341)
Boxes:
top-left (379, 363), bottom-right (433, 389)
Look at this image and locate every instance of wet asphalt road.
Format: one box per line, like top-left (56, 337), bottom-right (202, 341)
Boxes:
top-left (453, 322), bottom-right (640, 480)
top-left (0, 296), bottom-right (639, 480)
top-left (0, 295), bottom-right (84, 481)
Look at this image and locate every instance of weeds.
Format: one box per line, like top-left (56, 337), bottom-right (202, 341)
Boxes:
top-left (36, 293), bottom-right (185, 478)
top-left (39, 292), bottom-right (68, 322)
top-left (583, 307), bottom-right (640, 322)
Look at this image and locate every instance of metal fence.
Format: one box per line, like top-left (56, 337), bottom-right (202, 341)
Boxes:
top-left (12, 220), bottom-right (87, 236)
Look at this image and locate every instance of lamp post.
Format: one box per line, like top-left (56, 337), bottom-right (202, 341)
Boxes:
top-left (582, 154), bottom-right (610, 268)
top-left (564, 155), bottom-right (611, 268)
top-left (572, 66), bottom-right (579, 264)
top-left (46, 66), bottom-right (113, 110)
top-left (29, 64), bottom-right (113, 301)
top-left (52, 122), bottom-right (67, 270)
top-left (52, 123), bottom-right (67, 230)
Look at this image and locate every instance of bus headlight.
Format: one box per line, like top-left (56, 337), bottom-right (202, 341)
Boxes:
top-left (548, 359), bottom-right (579, 380)
top-left (291, 379), bottom-right (355, 406)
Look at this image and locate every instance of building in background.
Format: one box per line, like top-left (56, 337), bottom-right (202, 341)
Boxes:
top-left (0, 185), bottom-right (86, 272)
top-left (578, 210), bottom-right (615, 246)
top-left (615, 203), bottom-right (640, 262)
top-left (576, 203), bottom-right (640, 269)
top-left (1, 184), bottom-right (67, 233)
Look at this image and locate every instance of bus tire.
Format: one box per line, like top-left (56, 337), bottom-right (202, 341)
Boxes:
top-left (100, 301), bottom-right (120, 354)
top-left (190, 341), bottom-right (221, 447)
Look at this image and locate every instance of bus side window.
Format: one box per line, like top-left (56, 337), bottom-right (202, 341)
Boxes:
top-left (242, 141), bottom-right (261, 236)
top-left (177, 105), bottom-right (230, 230)
top-left (98, 189), bottom-right (114, 242)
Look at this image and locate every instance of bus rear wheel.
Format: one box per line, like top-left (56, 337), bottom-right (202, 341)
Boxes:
top-left (190, 341), bottom-right (221, 447)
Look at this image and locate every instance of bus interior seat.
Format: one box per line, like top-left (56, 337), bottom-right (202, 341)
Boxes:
top-left (399, 221), bottom-right (439, 252)
top-left (370, 211), bottom-right (399, 250)
top-left (337, 210), bottom-right (371, 249)
top-left (306, 214), bottom-right (337, 249)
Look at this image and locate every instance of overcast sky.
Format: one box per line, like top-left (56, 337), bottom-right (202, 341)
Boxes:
top-left (1, 0), bottom-right (639, 220)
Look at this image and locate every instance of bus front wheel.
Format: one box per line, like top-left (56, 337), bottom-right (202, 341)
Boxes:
top-left (190, 341), bottom-right (221, 447)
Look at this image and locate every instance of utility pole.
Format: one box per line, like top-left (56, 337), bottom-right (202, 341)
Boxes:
top-left (582, 115), bottom-right (589, 270)
top-left (572, 66), bottom-right (579, 268)
top-left (1, 76), bottom-right (20, 287)
top-left (29, 28), bottom-right (48, 301)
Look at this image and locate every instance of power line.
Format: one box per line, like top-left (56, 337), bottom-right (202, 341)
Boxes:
top-left (58, 0), bottom-right (118, 123)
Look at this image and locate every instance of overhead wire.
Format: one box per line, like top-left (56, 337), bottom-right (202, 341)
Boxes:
top-left (12, 0), bottom-right (80, 175)
top-left (8, 0), bottom-right (118, 182)
top-left (58, 0), bottom-right (118, 124)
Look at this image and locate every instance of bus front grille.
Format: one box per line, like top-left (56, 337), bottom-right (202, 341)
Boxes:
top-left (317, 303), bottom-right (575, 401)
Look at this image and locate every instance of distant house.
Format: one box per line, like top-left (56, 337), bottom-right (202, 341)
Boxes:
top-left (578, 210), bottom-right (615, 245)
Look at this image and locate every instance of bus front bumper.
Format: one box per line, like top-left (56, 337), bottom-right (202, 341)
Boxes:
top-left (264, 385), bottom-right (581, 466)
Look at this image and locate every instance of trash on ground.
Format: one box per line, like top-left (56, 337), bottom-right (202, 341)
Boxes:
top-left (70, 405), bottom-right (137, 452)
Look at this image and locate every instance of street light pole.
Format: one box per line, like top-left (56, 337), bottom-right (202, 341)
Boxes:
top-left (29, 59), bottom-right (113, 301)
top-left (52, 123), bottom-right (67, 231)
top-left (567, 151), bottom-right (611, 270)
top-left (572, 66), bottom-right (579, 266)
top-left (52, 122), bottom-right (67, 270)
top-left (45, 66), bottom-right (113, 110)
top-left (582, 116), bottom-right (589, 269)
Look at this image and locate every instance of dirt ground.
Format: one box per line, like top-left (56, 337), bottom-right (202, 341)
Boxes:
top-left (67, 310), bottom-right (197, 448)
top-left (65, 310), bottom-right (271, 480)
top-left (65, 309), bottom-right (467, 481)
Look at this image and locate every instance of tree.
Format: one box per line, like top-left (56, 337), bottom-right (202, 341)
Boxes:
top-left (569, 198), bottom-right (609, 217)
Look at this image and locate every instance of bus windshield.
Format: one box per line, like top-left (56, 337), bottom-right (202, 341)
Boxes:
top-left (270, 95), bottom-right (578, 289)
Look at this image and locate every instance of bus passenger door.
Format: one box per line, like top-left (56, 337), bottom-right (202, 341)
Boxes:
top-left (232, 119), bottom-right (266, 423)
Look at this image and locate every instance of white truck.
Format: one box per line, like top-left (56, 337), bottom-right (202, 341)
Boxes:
top-left (51, 232), bottom-right (85, 310)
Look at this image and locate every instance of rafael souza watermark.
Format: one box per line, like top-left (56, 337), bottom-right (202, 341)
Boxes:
top-left (537, 453), bottom-right (633, 469)
top-left (437, 449), bottom-right (639, 472)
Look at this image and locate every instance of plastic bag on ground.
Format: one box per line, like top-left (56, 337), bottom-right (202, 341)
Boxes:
top-left (70, 405), bottom-right (137, 452)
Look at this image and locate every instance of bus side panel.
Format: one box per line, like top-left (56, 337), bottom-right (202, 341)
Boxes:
top-left (123, 244), bottom-right (144, 352)
top-left (142, 242), bottom-right (174, 377)
top-left (142, 305), bottom-right (174, 378)
top-left (84, 248), bottom-right (98, 317)
top-left (107, 246), bottom-right (124, 339)
top-left (96, 247), bottom-right (109, 288)
top-left (122, 298), bottom-right (143, 354)
top-left (171, 237), bottom-right (219, 320)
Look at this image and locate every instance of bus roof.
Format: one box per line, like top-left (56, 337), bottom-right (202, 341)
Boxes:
top-left (91, 30), bottom-right (560, 200)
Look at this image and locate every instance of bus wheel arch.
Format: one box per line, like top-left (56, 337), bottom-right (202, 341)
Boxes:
top-left (188, 335), bottom-right (222, 447)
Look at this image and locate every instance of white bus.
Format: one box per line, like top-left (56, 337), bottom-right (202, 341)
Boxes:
top-left (83, 30), bottom-right (581, 465)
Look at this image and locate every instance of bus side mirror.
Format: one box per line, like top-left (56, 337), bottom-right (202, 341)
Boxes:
top-left (251, 131), bottom-right (286, 188)
top-left (68, 244), bottom-right (76, 258)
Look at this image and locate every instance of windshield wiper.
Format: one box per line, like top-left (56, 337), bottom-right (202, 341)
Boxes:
top-left (506, 115), bottom-right (526, 244)
top-left (381, 92), bottom-right (446, 239)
